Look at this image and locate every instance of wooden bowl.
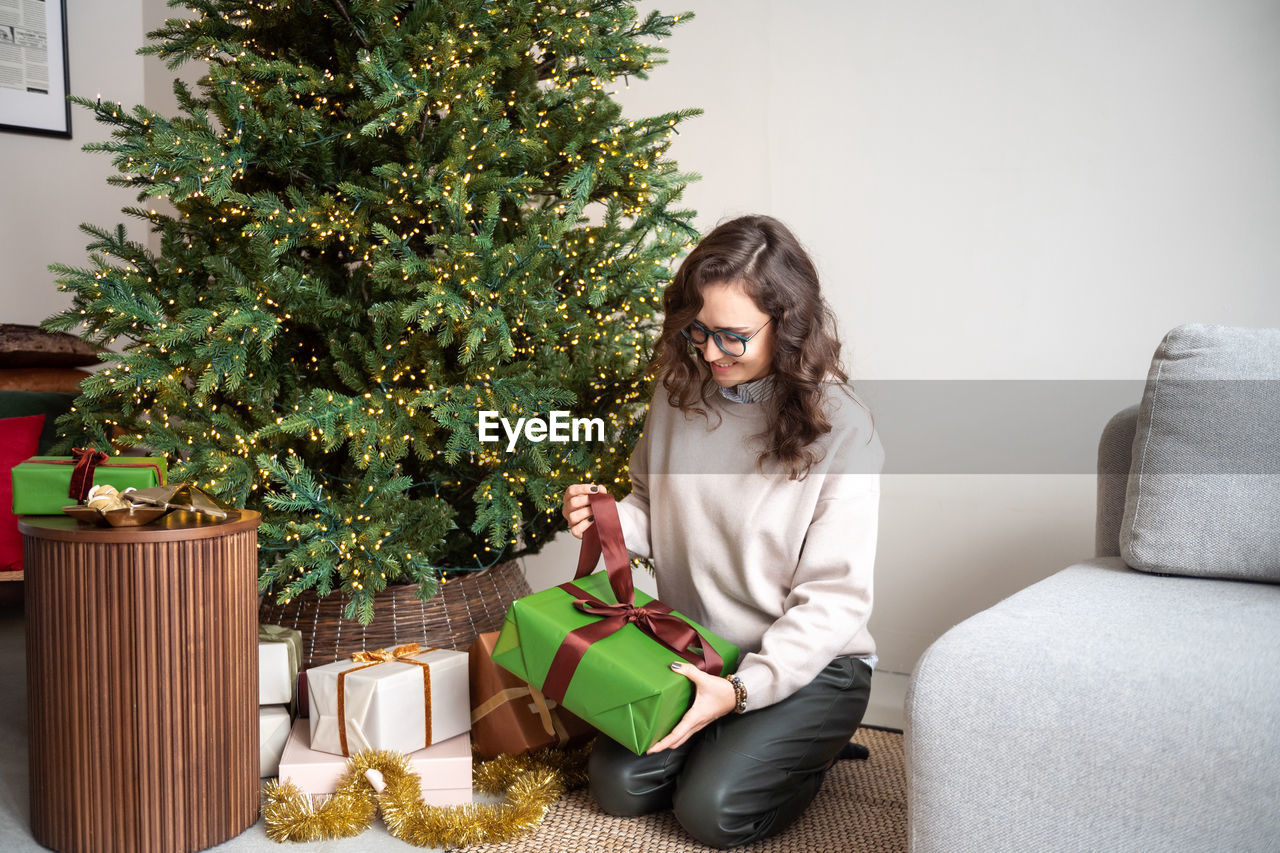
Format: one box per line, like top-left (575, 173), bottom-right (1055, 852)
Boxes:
top-left (62, 504), bottom-right (169, 527)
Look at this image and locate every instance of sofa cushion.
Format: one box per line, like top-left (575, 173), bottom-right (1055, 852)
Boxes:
top-left (0, 391), bottom-right (77, 454)
top-left (906, 558), bottom-right (1280, 853)
top-left (1120, 324), bottom-right (1280, 582)
top-left (1, 414), bottom-right (45, 571)
top-left (0, 367), bottom-right (93, 393)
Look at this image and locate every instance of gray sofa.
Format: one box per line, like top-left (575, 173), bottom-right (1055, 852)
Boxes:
top-left (905, 324), bottom-right (1280, 852)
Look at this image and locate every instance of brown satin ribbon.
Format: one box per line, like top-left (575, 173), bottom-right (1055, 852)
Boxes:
top-left (336, 643), bottom-right (436, 757)
top-left (45, 450), bottom-right (166, 502)
top-left (540, 492), bottom-right (724, 705)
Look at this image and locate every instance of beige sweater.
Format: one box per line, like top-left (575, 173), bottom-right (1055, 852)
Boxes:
top-left (614, 377), bottom-right (885, 710)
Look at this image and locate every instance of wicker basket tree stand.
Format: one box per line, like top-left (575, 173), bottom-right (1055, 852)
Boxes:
top-left (258, 559), bottom-right (531, 669)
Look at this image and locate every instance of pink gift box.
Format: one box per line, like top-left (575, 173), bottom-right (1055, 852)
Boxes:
top-left (276, 719), bottom-right (471, 801)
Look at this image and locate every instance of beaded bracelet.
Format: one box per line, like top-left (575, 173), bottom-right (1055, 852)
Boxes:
top-left (726, 674), bottom-right (748, 714)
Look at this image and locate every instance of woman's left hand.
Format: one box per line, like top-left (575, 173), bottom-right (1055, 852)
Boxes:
top-left (647, 661), bottom-right (738, 753)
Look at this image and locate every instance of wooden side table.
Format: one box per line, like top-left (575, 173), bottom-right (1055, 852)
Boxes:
top-left (20, 510), bottom-right (261, 853)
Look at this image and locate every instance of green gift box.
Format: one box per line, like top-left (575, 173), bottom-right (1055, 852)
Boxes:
top-left (492, 493), bottom-right (739, 756)
top-left (12, 455), bottom-right (167, 515)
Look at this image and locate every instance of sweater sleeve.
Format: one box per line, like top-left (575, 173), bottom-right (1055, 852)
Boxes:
top-left (731, 430), bottom-right (884, 710)
top-left (614, 405), bottom-right (653, 560)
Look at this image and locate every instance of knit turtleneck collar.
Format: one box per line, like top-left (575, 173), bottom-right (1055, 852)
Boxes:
top-left (718, 374), bottom-right (776, 405)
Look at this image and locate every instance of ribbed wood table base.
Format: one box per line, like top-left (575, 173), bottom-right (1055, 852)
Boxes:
top-left (21, 511), bottom-right (261, 853)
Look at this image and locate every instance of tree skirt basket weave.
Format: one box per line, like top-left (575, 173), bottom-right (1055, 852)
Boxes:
top-left (258, 559), bottom-right (531, 668)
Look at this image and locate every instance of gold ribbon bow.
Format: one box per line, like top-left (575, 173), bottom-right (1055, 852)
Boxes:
top-left (351, 643), bottom-right (418, 664)
top-left (338, 643), bottom-right (437, 756)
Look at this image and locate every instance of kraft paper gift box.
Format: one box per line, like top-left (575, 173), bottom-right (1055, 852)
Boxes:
top-left (11, 454), bottom-right (167, 515)
top-left (469, 631), bottom-right (596, 760)
top-left (260, 705), bottom-right (291, 778)
top-left (492, 492), bottom-right (739, 756)
top-left (258, 624), bottom-right (303, 706)
top-left (307, 644), bottom-right (470, 757)
top-left (277, 719), bottom-right (471, 800)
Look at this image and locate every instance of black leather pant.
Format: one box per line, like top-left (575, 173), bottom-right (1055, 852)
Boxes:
top-left (588, 655), bottom-right (873, 849)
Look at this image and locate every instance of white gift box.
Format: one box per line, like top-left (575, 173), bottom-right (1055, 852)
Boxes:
top-left (259, 640), bottom-right (296, 705)
top-left (278, 719), bottom-right (471, 800)
top-left (260, 705), bottom-right (291, 778)
top-left (307, 646), bottom-right (470, 757)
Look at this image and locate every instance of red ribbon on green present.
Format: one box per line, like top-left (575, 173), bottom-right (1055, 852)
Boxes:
top-left (541, 491), bottom-right (724, 704)
top-left (69, 447), bottom-right (109, 502)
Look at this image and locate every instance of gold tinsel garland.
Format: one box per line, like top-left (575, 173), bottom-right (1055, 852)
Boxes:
top-left (262, 742), bottom-right (592, 847)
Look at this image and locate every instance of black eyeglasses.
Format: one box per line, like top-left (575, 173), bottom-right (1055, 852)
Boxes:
top-left (681, 318), bottom-right (772, 357)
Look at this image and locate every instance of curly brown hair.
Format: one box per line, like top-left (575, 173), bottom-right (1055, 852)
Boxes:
top-left (649, 214), bottom-right (868, 480)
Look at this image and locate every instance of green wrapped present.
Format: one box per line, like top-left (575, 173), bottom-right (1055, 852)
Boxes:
top-left (492, 493), bottom-right (739, 756)
top-left (12, 451), bottom-right (167, 515)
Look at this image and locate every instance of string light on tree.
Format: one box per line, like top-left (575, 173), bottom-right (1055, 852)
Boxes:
top-left (44, 0), bottom-right (695, 623)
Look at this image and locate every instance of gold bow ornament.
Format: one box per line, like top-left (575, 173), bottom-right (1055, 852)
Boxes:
top-left (305, 643), bottom-right (471, 757)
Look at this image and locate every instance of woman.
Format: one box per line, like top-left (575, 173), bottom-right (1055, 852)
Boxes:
top-left (561, 214), bottom-right (884, 849)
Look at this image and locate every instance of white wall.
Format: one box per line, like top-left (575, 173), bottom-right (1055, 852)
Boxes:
top-left (5, 1), bottom-right (1279, 728)
top-left (0, 2), bottom-right (147, 325)
top-left (527, 0), bottom-right (1280, 727)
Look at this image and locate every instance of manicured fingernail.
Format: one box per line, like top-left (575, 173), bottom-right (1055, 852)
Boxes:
top-left (587, 515), bottom-right (594, 522)
top-left (590, 485), bottom-right (598, 492)
top-left (670, 661), bottom-right (682, 671)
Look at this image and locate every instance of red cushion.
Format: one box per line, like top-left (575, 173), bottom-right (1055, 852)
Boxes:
top-left (0, 414), bottom-right (45, 571)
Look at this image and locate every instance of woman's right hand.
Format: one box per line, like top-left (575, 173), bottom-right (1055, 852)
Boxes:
top-left (562, 483), bottom-right (607, 539)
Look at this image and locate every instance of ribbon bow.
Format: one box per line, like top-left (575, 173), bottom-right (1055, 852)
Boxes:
top-left (351, 643), bottom-right (425, 664)
top-left (541, 492), bottom-right (724, 704)
top-left (571, 596), bottom-right (708, 668)
top-left (68, 447), bottom-right (109, 503)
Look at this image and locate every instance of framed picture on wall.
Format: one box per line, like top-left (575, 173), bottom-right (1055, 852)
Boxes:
top-left (0, 0), bottom-right (70, 138)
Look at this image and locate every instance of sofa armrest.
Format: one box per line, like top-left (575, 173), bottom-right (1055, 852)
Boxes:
top-left (1095, 404), bottom-right (1138, 559)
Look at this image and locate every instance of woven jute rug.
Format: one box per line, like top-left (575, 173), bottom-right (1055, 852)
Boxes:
top-left (471, 727), bottom-right (905, 853)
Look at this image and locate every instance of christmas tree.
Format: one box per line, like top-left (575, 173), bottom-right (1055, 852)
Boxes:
top-left (44, 0), bottom-right (697, 622)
